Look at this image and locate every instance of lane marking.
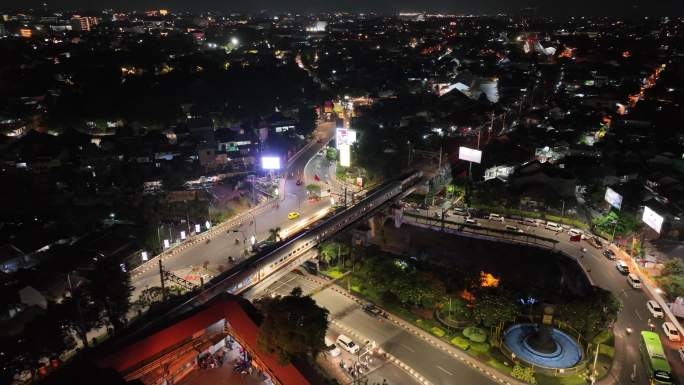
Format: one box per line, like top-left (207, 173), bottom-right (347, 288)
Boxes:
top-left (436, 365), bottom-right (454, 376)
top-left (634, 308), bottom-right (642, 321)
top-left (400, 344), bottom-right (415, 352)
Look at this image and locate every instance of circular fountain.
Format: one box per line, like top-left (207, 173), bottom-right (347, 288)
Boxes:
top-left (503, 306), bottom-right (582, 369)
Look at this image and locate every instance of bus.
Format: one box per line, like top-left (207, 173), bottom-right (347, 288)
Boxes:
top-left (639, 331), bottom-right (673, 384)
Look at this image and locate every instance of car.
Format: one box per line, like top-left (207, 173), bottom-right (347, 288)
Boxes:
top-left (336, 334), bottom-right (360, 354)
top-left (488, 213), bottom-right (505, 222)
top-left (522, 218), bottom-right (539, 227)
top-left (296, 179), bottom-right (303, 186)
top-left (603, 249), bottom-right (616, 260)
top-left (616, 260), bottom-right (630, 275)
top-left (363, 303), bottom-right (383, 318)
top-left (451, 207), bottom-right (467, 216)
top-left (568, 228), bottom-right (584, 238)
top-left (314, 174), bottom-right (321, 181)
top-left (589, 236), bottom-right (603, 249)
top-left (627, 273), bottom-right (642, 289)
top-left (506, 225), bottom-right (524, 233)
top-left (287, 212), bottom-right (300, 220)
top-left (465, 218), bottom-right (480, 226)
top-left (678, 347), bottom-right (684, 363)
top-left (647, 300), bottom-right (664, 319)
top-left (545, 221), bottom-right (562, 232)
top-left (662, 322), bottom-right (681, 342)
top-left (325, 337), bottom-right (341, 357)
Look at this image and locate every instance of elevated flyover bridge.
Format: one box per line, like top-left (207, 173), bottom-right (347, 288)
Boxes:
top-left (156, 171), bottom-right (423, 321)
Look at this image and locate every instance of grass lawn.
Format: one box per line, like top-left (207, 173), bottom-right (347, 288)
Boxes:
top-left (536, 375), bottom-right (588, 385)
top-left (322, 267), bottom-right (345, 279)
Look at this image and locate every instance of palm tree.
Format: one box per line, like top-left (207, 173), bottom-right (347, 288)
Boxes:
top-left (268, 227), bottom-right (282, 242)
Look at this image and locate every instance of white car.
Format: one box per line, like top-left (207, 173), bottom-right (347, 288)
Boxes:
top-left (568, 228), bottom-right (584, 238)
top-left (627, 273), bottom-right (642, 289)
top-left (647, 300), bottom-right (664, 318)
top-left (662, 322), bottom-right (681, 342)
top-left (465, 218), bottom-right (480, 226)
top-left (616, 260), bottom-right (630, 275)
top-left (488, 213), bottom-right (504, 222)
top-left (336, 334), bottom-right (360, 354)
top-left (325, 337), bottom-right (341, 357)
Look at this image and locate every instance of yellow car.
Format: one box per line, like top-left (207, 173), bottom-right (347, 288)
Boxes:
top-left (287, 212), bottom-right (300, 220)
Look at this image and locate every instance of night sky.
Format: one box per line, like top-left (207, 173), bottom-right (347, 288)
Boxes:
top-left (2, 0), bottom-right (682, 16)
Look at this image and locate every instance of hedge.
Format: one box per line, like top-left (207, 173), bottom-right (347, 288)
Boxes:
top-left (450, 336), bottom-right (470, 350)
top-left (463, 327), bottom-right (488, 343)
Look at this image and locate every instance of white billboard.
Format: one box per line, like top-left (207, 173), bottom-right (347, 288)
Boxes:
top-left (339, 144), bottom-right (351, 167)
top-left (261, 156), bottom-right (281, 170)
top-left (642, 206), bottom-right (664, 234)
top-left (604, 187), bottom-right (623, 210)
top-left (459, 146), bottom-right (482, 164)
top-left (336, 128), bottom-right (357, 148)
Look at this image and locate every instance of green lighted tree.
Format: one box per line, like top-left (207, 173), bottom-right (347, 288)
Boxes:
top-left (511, 364), bottom-right (537, 384)
top-left (472, 288), bottom-right (520, 328)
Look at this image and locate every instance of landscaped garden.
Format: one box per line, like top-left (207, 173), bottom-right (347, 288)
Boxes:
top-left (319, 234), bottom-right (620, 385)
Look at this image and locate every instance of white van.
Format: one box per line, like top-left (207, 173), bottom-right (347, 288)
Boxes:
top-left (336, 334), bottom-right (360, 354)
top-left (627, 273), bottom-right (641, 289)
top-left (488, 213), bottom-right (504, 222)
top-left (545, 221), bottom-right (562, 232)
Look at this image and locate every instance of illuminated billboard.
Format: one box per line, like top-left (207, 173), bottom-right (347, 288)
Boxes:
top-left (642, 206), bottom-right (664, 234)
top-left (458, 146), bottom-right (482, 164)
top-left (261, 156), bottom-right (281, 170)
top-left (339, 144), bottom-right (351, 167)
top-left (336, 128), bottom-right (357, 148)
top-left (604, 187), bottom-right (623, 210)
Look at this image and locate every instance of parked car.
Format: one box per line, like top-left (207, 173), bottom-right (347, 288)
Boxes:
top-left (325, 337), bottom-right (341, 357)
top-left (488, 213), bottom-right (505, 222)
top-left (627, 273), bottom-right (642, 289)
top-left (589, 236), bottom-right (603, 249)
top-left (506, 225), bottom-right (524, 233)
top-left (545, 221), bottom-right (562, 232)
top-left (451, 207), bottom-right (467, 216)
top-left (616, 260), bottom-right (630, 275)
top-left (647, 300), bottom-right (664, 319)
top-left (603, 249), bottom-right (616, 260)
top-left (465, 218), bottom-right (480, 226)
top-left (522, 218), bottom-right (539, 227)
top-left (336, 334), bottom-right (360, 354)
top-left (568, 228), bottom-right (584, 239)
top-left (662, 322), bottom-right (681, 342)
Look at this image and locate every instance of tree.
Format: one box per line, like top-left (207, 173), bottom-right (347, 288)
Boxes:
top-left (318, 241), bottom-right (350, 266)
top-left (54, 290), bottom-right (103, 348)
top-left (662, 258), bottom-right (684, 277)
top-left (511, 364), bottom-right (537, 384)
top-left (472, 288), bottom-right (520, 328)
top-left (257, 291), bottom-right (329, 364)
top-left (557, 287), bottom-right (621, 339)
top-left (23, 304), bottom-right (77, 360)
top-left (84, 258), bottom-right (134, 333)
top-left (136, 286), bottom-right (167, 308)
top-left (306, 184), bottom-right (322, 197)
top-left (267, 227), bottom-right (282, 242)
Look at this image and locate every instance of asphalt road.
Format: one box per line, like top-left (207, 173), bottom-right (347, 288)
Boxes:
top-left (259, 271), bottom-right (500, 385)
top-left (409, 209), bottom-right (684, 385)
top-left (130, 122), bottom-right (337, 298)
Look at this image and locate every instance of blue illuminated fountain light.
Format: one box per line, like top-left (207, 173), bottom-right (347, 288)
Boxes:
top-left (503, 324), bottom-right (583, 369)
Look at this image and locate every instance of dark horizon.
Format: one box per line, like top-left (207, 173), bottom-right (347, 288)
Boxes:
top-left (1, 0), bottom-right (683, 17)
